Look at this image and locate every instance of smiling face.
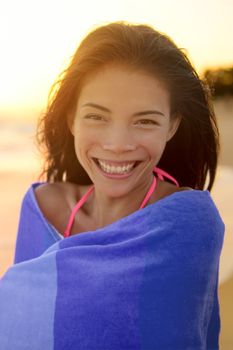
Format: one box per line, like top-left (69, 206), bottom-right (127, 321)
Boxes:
top-left (70, 64), bottom-right (180, 198)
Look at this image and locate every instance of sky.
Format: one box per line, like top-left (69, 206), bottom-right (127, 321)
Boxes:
top-left (0, 0), bottom-right (232, 120)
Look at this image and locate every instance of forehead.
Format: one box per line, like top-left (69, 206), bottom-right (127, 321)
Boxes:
top-left (77, 65), bottom-right (170, 110)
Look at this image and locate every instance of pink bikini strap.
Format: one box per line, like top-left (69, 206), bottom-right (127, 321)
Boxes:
top-left (139, 166), bottom-right (179, 209)
top-left (64, 185), bottom-right (94, 238)
top-left (153, 166), bottom-right (179, 187)
top-left (64, 167), bottom-right (179, 237)
top-left (139, 175), bottom-right (157, 209)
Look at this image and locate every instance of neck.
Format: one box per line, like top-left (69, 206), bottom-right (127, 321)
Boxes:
top-left (88, 174), bottom-right (156, 228)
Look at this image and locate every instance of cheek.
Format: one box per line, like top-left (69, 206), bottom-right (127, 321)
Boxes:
top-left (137, 132), bottom-right (167, 157)
top-left (73, 127), bottom-right (99, 160)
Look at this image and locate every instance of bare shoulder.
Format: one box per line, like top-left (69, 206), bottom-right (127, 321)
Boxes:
top-left (177, 186), bottom-right (193, 192)
top-left (157, 180), bottom-right (193, 201)
top-left (35, 182), bottom-right (67, 205)
top-left (34, 182), bottom-right (81, 231)
top-left (34, 181), bottom-right (83, 209)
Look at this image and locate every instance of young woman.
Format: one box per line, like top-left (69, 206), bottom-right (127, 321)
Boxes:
top-left (0, 22), bottom-right (224, 349)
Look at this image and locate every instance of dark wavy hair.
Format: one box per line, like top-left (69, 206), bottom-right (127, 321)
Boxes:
top-left (36, 21), bottom-right (220, 191)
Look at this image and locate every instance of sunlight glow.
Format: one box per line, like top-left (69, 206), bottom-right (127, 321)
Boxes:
top-left (0, 0), bottom-right (232, 119)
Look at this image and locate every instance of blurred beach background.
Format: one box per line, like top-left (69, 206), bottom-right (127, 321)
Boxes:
top-left (0, 0), bottom-right (232, 348)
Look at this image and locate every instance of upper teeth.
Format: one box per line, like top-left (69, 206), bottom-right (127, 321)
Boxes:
top-left (97, 159), bottom-right (136, 174)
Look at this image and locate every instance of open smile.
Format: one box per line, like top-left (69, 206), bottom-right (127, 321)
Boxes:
top-left (92, 157), bottom-right (141, 177)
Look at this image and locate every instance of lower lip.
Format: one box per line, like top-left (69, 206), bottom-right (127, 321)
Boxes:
top-left (93, 159), bottom-right (138, 179)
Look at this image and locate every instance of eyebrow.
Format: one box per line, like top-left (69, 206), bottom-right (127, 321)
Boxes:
top-left (81, 102), bottom-right (165, 117)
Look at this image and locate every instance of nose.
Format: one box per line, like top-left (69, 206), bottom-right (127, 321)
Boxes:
top-left (102, 126), bottom-right (136, 153)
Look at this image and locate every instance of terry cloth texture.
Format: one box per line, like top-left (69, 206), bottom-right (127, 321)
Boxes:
top-left (0, 183), bottom-right (225, 349)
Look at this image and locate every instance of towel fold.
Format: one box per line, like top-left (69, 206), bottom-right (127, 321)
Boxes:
top-left (0, 188), bottom-right (224, 350)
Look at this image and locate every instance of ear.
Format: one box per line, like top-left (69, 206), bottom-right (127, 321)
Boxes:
top-left (166, 114), bottom-right (182, 142)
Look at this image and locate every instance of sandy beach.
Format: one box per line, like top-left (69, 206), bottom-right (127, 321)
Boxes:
top-left (0, 97), bottom-right (232, 348)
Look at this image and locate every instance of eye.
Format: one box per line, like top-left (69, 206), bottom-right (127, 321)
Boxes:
top-left (136, 119), bottom-right (158, 125)
top-left (84, 114), bottom-right (104, 121)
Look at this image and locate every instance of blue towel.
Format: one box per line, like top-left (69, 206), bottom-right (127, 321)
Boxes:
top-left (0, 183), bottom-right (225, 349)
